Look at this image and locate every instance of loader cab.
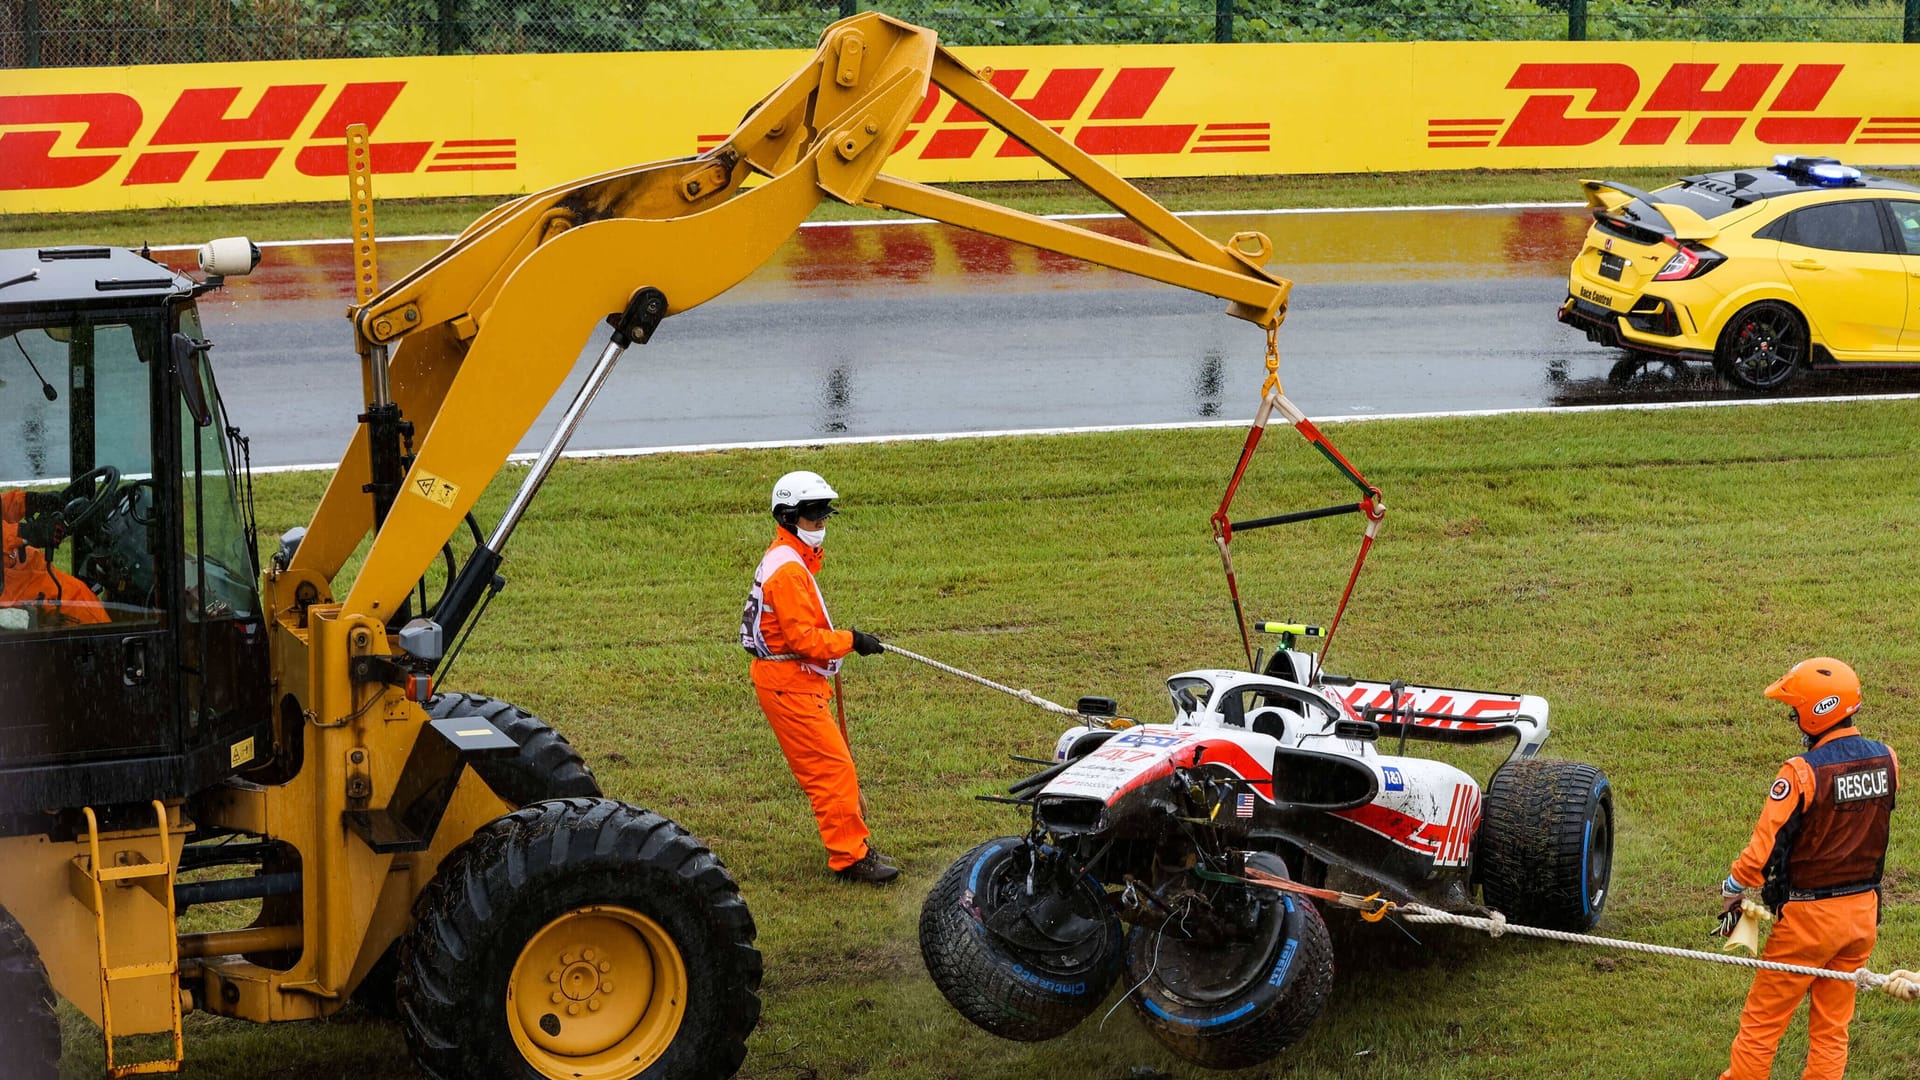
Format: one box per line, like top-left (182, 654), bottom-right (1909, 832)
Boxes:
top-left (0, 246), bottom-right (271, 829)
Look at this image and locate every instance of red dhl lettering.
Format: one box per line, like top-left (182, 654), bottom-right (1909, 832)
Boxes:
top-left (1428, 61), bottom-right (1916, 150)
top-left (0, 82), bottom-right (515, 192)
top-left (695, 66), bottom-right (1269, 160)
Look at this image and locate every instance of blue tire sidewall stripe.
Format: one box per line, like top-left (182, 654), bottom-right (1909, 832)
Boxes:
top-left (962, 838), bottom-right (1105, 1002)
top-left (1582, 777), bottom-right (1610, 916)
top-left (1140, 895), bottom-right (1304, 1029)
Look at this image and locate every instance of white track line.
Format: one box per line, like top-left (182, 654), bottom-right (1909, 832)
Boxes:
top-left (145, 201), bottom-right (1586, 252)
top-left (246, 391), bottom-right (1920, 476)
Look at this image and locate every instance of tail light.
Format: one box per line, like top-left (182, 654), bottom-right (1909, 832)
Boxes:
top-left (1653, 241), bottom-right (1725, 281)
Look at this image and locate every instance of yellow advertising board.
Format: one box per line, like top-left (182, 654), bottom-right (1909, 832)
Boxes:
top-left (4, 40), bottom-right (1917, 214)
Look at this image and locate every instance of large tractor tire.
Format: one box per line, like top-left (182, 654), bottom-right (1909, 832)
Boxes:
top-left (1126, 852), bottom-right (1334, 1070)
top-left (920, 836), bottom-right (1123, 1042)
top-left (1478, 758), bottom-right (1614, 931)
top-left (0, 905), bottom-right (59, 1080)
top-left (357, 693), bottom-right (603, 1019)
top-left (429, 692), bottom-right (603, 804)
top-left (396, 798), bottom-right (761, 1080)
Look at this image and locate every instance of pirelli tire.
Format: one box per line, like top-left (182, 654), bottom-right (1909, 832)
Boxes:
top-left (396, 798), bottom-right (762, 1080)
top-left (428, 692), bottom-right (603, 805)
top-left (0, 905), bottom-right (58, 1080)
top-left (1478, 758), bottom-right (1614, 932)
top-left (919, 836), bottom-right (1124, 1043)
top-left (1125, 852), bottom-right (1334, 1071)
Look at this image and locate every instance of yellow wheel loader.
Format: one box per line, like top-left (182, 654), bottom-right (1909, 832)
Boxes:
top-left (0, 13), bottom-right (1290, 1079)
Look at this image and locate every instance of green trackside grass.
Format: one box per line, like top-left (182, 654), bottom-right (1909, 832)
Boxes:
top-left (2, 167), bottom-right (1694, 250)
top-left (58, 398), bottom-right (1920, 1079)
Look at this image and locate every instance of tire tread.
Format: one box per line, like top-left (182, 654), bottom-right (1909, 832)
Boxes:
top-left (397, 799), bottom-right (761, 1080)
top-left (0, 906), bottom-right (59, 1080)
top-left (1479, 758), bottom-right (1612, 931)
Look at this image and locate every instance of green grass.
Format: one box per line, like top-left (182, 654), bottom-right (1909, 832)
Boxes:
top-left (56, 398), bottom-right (1920, 1078)
top-left (0, 167), bottom-right (1696, 250)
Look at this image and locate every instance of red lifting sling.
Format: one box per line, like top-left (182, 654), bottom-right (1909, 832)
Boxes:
top-left (1210, 328), bottom-right (1385, 671)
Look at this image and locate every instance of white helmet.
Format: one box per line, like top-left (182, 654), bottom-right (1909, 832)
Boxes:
top-left (770, 470), bottom-right (838, 513)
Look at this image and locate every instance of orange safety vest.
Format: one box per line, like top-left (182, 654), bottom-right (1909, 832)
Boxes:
top-left (740, 529), bottom-right (853, 692)
top-left (1730, 724), bottom-right (1899, 910)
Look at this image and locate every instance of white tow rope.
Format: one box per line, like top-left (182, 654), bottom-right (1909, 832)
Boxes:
top-left (875, 642), bottom-right (1097, 719)
top-left (764, 642), bottom-right (1100, 721)
top-left (1395, 904), bottom-right (1918, 1000)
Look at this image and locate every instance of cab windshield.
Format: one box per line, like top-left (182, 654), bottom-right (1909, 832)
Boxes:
top-left (0, 317), bottom-right (165, 631)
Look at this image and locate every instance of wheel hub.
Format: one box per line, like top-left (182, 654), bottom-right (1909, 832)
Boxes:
top-left (548, 948), bottom-right (615, 1012)
top-left (508, 906), bottom-right (686, 1080)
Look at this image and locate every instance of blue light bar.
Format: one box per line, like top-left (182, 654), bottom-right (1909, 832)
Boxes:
top-left (1808, 163), bottom-right (1862, 185)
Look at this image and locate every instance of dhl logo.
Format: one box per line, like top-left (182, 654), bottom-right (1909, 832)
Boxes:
top-left (0, 81), bottom-right (515, 191)
top-left (697, 66), bottom-right (1267, 160)
top-left (1429, 62), bottom-right (1920, 149)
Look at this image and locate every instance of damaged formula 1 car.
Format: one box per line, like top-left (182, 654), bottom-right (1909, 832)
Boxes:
top-left (918, 628), bottom-right (1614, 1070)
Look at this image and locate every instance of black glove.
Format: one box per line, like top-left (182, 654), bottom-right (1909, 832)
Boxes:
top-left (850, 629), bottom-right (885, 657)
top-left (21, 490), bottom-right (63, 516)
top-left (1715, 891), bottom-right (1746, 937)
top-left (14, 515), bottom-right (57, 551)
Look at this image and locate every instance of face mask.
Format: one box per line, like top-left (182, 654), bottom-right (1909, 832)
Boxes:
top-left (796, 525), bottom-right (826, 547)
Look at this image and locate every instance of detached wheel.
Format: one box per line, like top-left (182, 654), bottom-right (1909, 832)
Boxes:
top-left (1478, 759), bottom-right (1614, 931)
top-left (1714, 300), bottom-right (1805, 391)
top-left (358, 693), bottom-right (604, 1019)
top-left (0, 905), bottom-right (59, 1080)
top-left (397, 798), bottom-right (761, 1080)
top-left (919, 836), bottom-right (1123, 1042)
top-left (1127, 852), bottom-right (1333, 1070)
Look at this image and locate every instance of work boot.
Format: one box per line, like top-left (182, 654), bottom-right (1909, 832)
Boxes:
top-left (834, 847), bottom-right (901, 886)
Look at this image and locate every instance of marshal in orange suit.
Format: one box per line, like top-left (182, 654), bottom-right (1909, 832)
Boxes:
top-left (740, 470), bottom-right (895, 885)
top-left (1716, 657), bottom-right (1899, 1080)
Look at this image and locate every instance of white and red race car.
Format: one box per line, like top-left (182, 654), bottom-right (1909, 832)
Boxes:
top-left (919, 634), bottom-right (1614, 1071)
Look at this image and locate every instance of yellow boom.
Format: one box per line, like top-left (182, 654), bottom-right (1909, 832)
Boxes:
top-left (291, 12), bottom-right (1291, 624)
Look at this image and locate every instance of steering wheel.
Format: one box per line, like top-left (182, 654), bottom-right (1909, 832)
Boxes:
top-left (56, 465), bottom-right (122, 536)
top-left (19, 466), bottom-right (121, 551)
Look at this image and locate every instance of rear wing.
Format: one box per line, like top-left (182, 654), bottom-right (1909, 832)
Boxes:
top-left (1579, 179), bottom-right (1717, 242)
top-left (1327, 678), bottom-right (1550, 758)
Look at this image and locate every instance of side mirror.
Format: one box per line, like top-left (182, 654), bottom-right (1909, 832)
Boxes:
top-left (172, 333), bottom-right (213, 428)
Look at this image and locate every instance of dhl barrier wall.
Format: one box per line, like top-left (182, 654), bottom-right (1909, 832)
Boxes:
top-left (4, 41), bottom-right (1918, 214)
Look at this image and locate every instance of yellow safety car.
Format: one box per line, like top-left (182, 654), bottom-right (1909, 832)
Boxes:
top-left (1559, 156), bottom-right (1920, 390)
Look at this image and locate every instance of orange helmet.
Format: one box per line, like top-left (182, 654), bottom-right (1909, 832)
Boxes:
top-left (1764, 657), bottom-right (1861, 738)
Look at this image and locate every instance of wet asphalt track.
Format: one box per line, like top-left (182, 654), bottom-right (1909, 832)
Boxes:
top-left (169, 205), bottom-right (1920, 469)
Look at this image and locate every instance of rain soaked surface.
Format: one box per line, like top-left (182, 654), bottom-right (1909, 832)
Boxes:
top-left (164, 206), bottom-right (1920, 468)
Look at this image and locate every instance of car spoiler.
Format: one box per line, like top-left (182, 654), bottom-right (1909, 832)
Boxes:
top-left (1580, 179), bottom-right (1718, 242)
top-left (1328, 678), bottom-right (1550, 756)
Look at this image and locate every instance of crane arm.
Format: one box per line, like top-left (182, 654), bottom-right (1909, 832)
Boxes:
top-left (292, 13), bottom-right (1292, 626)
